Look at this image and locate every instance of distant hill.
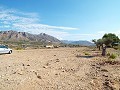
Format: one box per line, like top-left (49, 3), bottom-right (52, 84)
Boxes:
top-left (0, 30), bottom-right (95, 46)
top-left (61, 40), bottom-right (95, 46)
top-left (0, 30), bottom-right (61, 44)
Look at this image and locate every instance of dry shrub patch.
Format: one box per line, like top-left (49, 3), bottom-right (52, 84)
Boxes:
top-left (99, 60), bottom-right (120, 66)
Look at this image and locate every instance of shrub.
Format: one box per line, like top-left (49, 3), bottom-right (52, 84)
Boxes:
top-left (113, 45), bottom-right (120, 50)
top-left (107, 52), bottom-right (110, 56)
top-left (84, 52), bottom-right (90, 55)
top-left (109, 53), bottom-right (117, 59)
top-left (15, 47), bottom-right (23, 50)
top-left (113, 47), bottom-right (119, 50)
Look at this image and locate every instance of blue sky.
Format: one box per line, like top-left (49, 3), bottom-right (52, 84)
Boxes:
top-left (0, 0), bottom-right (120, 41)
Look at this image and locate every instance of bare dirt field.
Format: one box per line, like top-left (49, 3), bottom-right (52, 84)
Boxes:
top-left (0, 47), bottom-right (120, 90)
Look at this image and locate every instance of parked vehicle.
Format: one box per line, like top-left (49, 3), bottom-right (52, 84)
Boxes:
top-left (0, 45), bottom-right (12, 54)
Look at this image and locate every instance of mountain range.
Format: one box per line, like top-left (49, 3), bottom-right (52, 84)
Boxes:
top-left (0, 30), bottom-right (94, 46)
top-left (0, 30), bottom-right (61, 43)
top-left (61, 40), bottom-right (95, 46)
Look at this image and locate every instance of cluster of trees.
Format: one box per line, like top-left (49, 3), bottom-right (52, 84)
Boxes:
top-left (92, 33), bottom-right (120, 56)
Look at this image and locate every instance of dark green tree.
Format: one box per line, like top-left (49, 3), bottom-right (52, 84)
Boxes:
top-left (92, 33), bottom-right (119, 56)
top-left (92, 39), bottom-right (103, 50)
top-left (102, 33), bottom-right (120, 47)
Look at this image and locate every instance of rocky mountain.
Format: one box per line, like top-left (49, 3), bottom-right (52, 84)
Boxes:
top-left (61, 40), bottom-right (95, 46)
top-left (0, 30), bottom-right (61, 43)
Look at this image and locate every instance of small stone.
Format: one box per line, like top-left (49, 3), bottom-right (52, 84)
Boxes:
top-left (37, 75), bottom-right (42, 79)
top-left (103, 74), bottom-right (108, 77)
top-left (46, 63), bottom-right (49, 66)
top-left (13, 72), bottom-right (16, 74)
top-left (34, 72), bottom-right (37, 75)
top-left (96, 66), bottom-right (100, 69)
top-left (43, 66), bottom-right (46, 68)
top-left (27, 64), bottom-right (30, 66)
top-left (55, 73), bottom-right (58, 75)
top-left (18, 72), bottom-right (23, 75)
top-left (56, 59), bottom-right (59, 62)
top-left (22, 63), bottom-right (25, 66)
top-left (101, 69), bottom-right (108, 72)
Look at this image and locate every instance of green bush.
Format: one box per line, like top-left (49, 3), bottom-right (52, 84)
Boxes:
top-left (113, 45), bottom-right (120, 50)
top-left (113, 47), bottom-right (119, 50)
top-left (84, 52), bottom-right (90, 55)
top-left (109, 53), bottom-right (117, 59)
top-left (15, 47), bottom-right (23, 50)
top-left (107, 52), bottom-right (110, 56)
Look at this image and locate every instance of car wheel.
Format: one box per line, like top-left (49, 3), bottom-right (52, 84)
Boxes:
top-left (8, 50), bottom-right (12, 54)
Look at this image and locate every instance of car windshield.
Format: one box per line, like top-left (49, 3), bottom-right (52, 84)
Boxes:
top-left (0, 45), bottom-right (8, 48)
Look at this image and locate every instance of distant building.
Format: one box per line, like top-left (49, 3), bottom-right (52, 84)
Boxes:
top-left (46, 45), bottom-right (54, 48)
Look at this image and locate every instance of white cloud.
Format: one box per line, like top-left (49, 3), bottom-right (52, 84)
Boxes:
top-left (12, 23), bottom-right (70, 39)
top-left (0, 6), bottom-right (119, 41)
top-left (0, 6), bottom-right (79, 40)
top-left (0, 11), bottom-right (39, 24)
top-left (0, 6), bottom-right (78, 30)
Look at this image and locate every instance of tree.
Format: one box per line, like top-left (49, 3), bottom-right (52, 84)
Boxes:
top-left (92, 39), bottom-right (97, 46)
top-left (102, 33), bottom-right (120, 47)
top-left (92, 33), bottom-right (119, 56)
top-left (92, 39), bottom-right (103, 50)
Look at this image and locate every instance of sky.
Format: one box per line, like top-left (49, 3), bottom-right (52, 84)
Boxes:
top-left (0, 0), bottom-right (120, 41)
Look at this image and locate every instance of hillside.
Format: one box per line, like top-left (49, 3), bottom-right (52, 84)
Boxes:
top-left (62, 40), bottom-right (95, 46)
top-left (0, 30), bottom-right (61, 44)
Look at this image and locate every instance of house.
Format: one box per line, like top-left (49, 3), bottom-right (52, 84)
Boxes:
top-left (46, 45), bottom-right (54, 48)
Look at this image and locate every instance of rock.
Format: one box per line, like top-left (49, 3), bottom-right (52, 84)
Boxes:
top-left (103, 74), bottom-right (108, 77)
top-left (43, 66), bottom-right (46, 68)
top-left (101, 69), bottom-right (108, 72)
top-left (27, 64), bottom-right (30, 66)
top-left (18, 72), bottom-right (23, 75)
top-left (37, 75), bottom-right (42, 79)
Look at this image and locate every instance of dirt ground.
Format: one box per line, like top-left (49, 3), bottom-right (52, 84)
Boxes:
top-left (0, 47), bottom-right (120, 90)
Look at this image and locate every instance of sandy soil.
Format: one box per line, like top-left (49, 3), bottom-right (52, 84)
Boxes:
top-left (0, 47), bottom-right (120, 90)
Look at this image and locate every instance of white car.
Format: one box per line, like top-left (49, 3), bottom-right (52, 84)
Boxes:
top-left (0, 45), bottom-right (12, 54)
